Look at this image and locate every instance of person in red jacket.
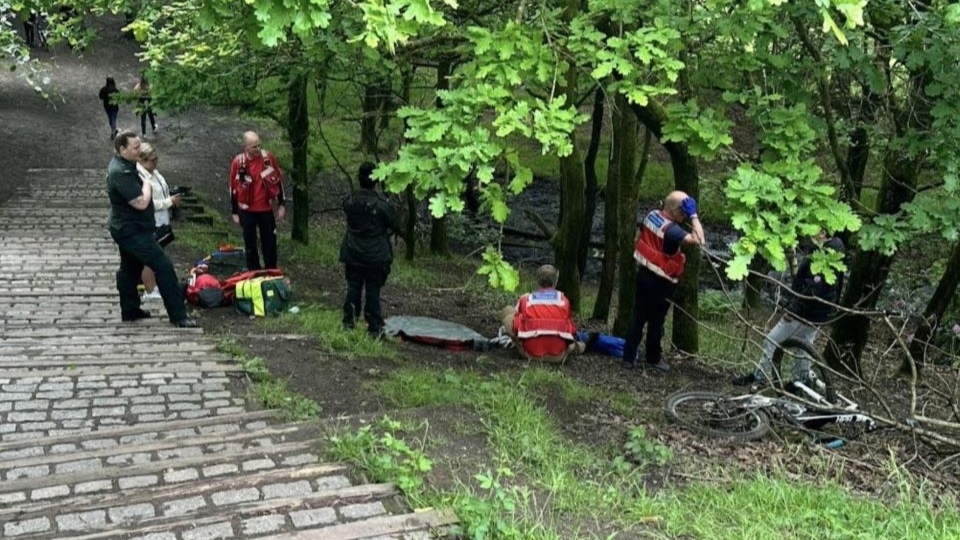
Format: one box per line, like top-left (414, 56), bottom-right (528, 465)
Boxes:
top-left (622, 190), bottom-right (706, 372)
top-left (501, 265), bottom-right (585, 363)
top-left (229, 131), bottom-right (286, 270)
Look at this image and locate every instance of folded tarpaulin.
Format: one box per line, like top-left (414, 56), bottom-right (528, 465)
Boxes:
top-left (384, 316), bottom-right (492, 351)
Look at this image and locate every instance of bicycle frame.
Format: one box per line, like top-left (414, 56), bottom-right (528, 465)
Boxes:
top-left (722, 393), bottom-right (877, 434)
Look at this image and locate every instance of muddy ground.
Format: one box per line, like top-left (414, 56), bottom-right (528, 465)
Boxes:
top-left (3, 15), bottom-right (959, 537)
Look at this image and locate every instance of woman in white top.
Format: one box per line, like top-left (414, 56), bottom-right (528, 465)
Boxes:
top-left (138, 142), bottom-right (180, 299)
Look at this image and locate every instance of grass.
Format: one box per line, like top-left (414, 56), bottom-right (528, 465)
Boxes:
top-left (258, 305), bottom-right (398, 360)
top-left (334, 365), bottom-right (960, 540)
top-left (659, 472), bottom-right (960, 540)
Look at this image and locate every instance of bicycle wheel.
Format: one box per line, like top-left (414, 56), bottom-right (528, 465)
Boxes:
top-left (665, 391), bottom-right (771, 441)
top-left (771, 338), bottom-right (836, 403)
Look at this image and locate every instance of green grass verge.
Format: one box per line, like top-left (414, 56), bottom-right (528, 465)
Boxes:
top-left (660, 472), bottom-right (960, 540)
top-left (258, 306), bottom-right (397, 360)
top-left (330, 366), bottom-right (960, 540)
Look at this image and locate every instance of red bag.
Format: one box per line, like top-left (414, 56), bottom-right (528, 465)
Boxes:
top-left (186, 273), bottom-right (223, 307)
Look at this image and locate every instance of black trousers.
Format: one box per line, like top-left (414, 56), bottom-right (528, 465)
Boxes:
top-left (111, 229), bottom-right (187, 322)
top-left (342, 264), bottom-right (390, 333)
top-left (239, 210), bottom-right (277, 270)
top-left (622, 266), bottom-right (676, 365)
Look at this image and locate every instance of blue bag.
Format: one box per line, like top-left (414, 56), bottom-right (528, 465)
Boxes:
top-left (577, 331), bottom-right (625, 358)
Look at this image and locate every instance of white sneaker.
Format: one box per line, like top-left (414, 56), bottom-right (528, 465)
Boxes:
top-left (141, 289), bottom-right (162, 301)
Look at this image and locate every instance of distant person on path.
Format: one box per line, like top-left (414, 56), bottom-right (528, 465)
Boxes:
top-left (134, 74), bottom-right (157, 138)
top-left (106, 130), bottom-right (197, 328)
top-left (339, 162), bottom-right (402, 337)
top-left (621, 190), bottom-right (705, 372)
top-left (229, 131), bottom-right (286, 270)
top-left (137, 142), bottom-right (181, 301)
top-left (500, 264), bottom-right (585, 363)
top-left (98, 77), bottom-right (120, 139)
top-left (732, 230), bottom-right (846, 386)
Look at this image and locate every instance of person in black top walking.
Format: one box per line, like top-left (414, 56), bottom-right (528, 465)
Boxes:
top-left (339, 162), bottom-right (402, 337)
top-left (98, 77), bottom-right (120, 139)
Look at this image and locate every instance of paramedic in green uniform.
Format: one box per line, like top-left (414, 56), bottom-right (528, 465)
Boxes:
top-left (106, 130), bottom-right (197, 328)
top-left (339, 162), bottom-right (402, 337)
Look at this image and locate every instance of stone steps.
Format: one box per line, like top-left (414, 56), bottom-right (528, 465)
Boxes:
top-left (0, 171), bottom-right (457, 539)
top-left (0, 370), bottom-right (248, 441)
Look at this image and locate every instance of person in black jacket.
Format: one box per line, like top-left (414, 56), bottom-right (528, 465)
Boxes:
top-left (339, 162), bottom-right (402, 337)
top-left (733, 231), bottom-right (846, 386)
top-left (98, 77), bottom-right (120, 139)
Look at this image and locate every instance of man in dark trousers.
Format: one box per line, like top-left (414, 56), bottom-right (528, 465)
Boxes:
top-left (229, 131), bottom-right (286, 270)
top-left (339, 162), bottom-right (402, 337)
top-left (106, 130), bottom-right (197, 327)
top-left (733, 230), bottom-right (846, 386)
top-left (622, 190), bottom-right (706, 372)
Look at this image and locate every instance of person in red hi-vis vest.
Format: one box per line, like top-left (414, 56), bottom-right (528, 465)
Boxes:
top-left (622, 190), bottom-right (706, 372)
top-left (500, 265), bottom-right (586, 363)
top-left (229, 131), bottom-right (286, 270)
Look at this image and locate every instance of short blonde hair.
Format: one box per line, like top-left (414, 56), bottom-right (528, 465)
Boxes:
top-left (536, 265), bottom-right (559, 288)
top-left (138, 142), bottom-right (157, 163)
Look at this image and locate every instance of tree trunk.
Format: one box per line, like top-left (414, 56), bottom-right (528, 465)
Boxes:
top-left (430, 217), bottom-right (449, 256)
top-left (578, 86), bottom-right (605, 279)
top-left (826, 155), bottom-right (920, 376)
top-left (428, 59), bottom-right (453, 256)
top-left (360, 78), bottom-right (390, 157)
top-left (905, 241), bottom-right (960, 370)
top-left (669, 151), bottom-right (701, 354)
top-left (742, 257), bottom-right (769, 311)
top-left (592, 93), bottom-right (624, 322)
top-left (553, 0), bottom-right (586, 312)
top-left (287, 69), bottom-right (310, 244)
top-left (404, 185), bottom-right (417, 261)
top-left (612, 111), bottom-right (648, 336)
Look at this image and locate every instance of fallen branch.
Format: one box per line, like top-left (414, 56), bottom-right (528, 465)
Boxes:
top-left (523, 209), bottom-right (555, 239)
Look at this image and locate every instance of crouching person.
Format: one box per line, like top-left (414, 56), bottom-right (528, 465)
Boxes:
top-left (501, 265), bottom-right (586, 363)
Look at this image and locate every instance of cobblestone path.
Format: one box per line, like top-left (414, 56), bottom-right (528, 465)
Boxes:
top-left (0, 170), bottom-right (455, 539)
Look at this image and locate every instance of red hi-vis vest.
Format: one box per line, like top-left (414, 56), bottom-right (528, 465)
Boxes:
top-left (634, 210), bottom-right (686, 283)
top-left (230, 151), bottom-right (283, 212)
top-left (514, 289), bottom-right (577, 341)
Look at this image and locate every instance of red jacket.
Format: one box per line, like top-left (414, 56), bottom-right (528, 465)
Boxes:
top-left (514, 288), bottom-right (577, 358)
top-left (634, 210), bottom-right (686, 283)
top-left (229, 150), bottom-right (285, 213)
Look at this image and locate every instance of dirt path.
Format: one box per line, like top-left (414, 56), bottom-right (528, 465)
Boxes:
top-left (0, 15), bottom-right (246, 213)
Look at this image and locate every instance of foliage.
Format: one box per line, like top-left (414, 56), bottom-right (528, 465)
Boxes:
top-left (1, 0), bottom-right (94, 94)
top-left (477, 246), bottom-right (520, 292)
top-left (725, 161), bottom-right (861, 281)
top-left (327, 417), bottom-right (433, 496)
top-left (453, 468), bottom-right (532, 540)
top-left (254, 380), bottom-right (323, 421)
top-left (619, 426), bottom-right (672, 469)
top-left (240, 355), bottom-right (271, 383)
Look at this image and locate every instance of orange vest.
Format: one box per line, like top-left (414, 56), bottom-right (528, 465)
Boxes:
top-left (633, 210), bottom-right (686, 283)
top-left (514, 289), bottom-right (577, 341)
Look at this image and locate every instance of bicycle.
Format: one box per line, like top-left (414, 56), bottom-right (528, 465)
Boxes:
top-left (665, 339), bottom-right (878, 447)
